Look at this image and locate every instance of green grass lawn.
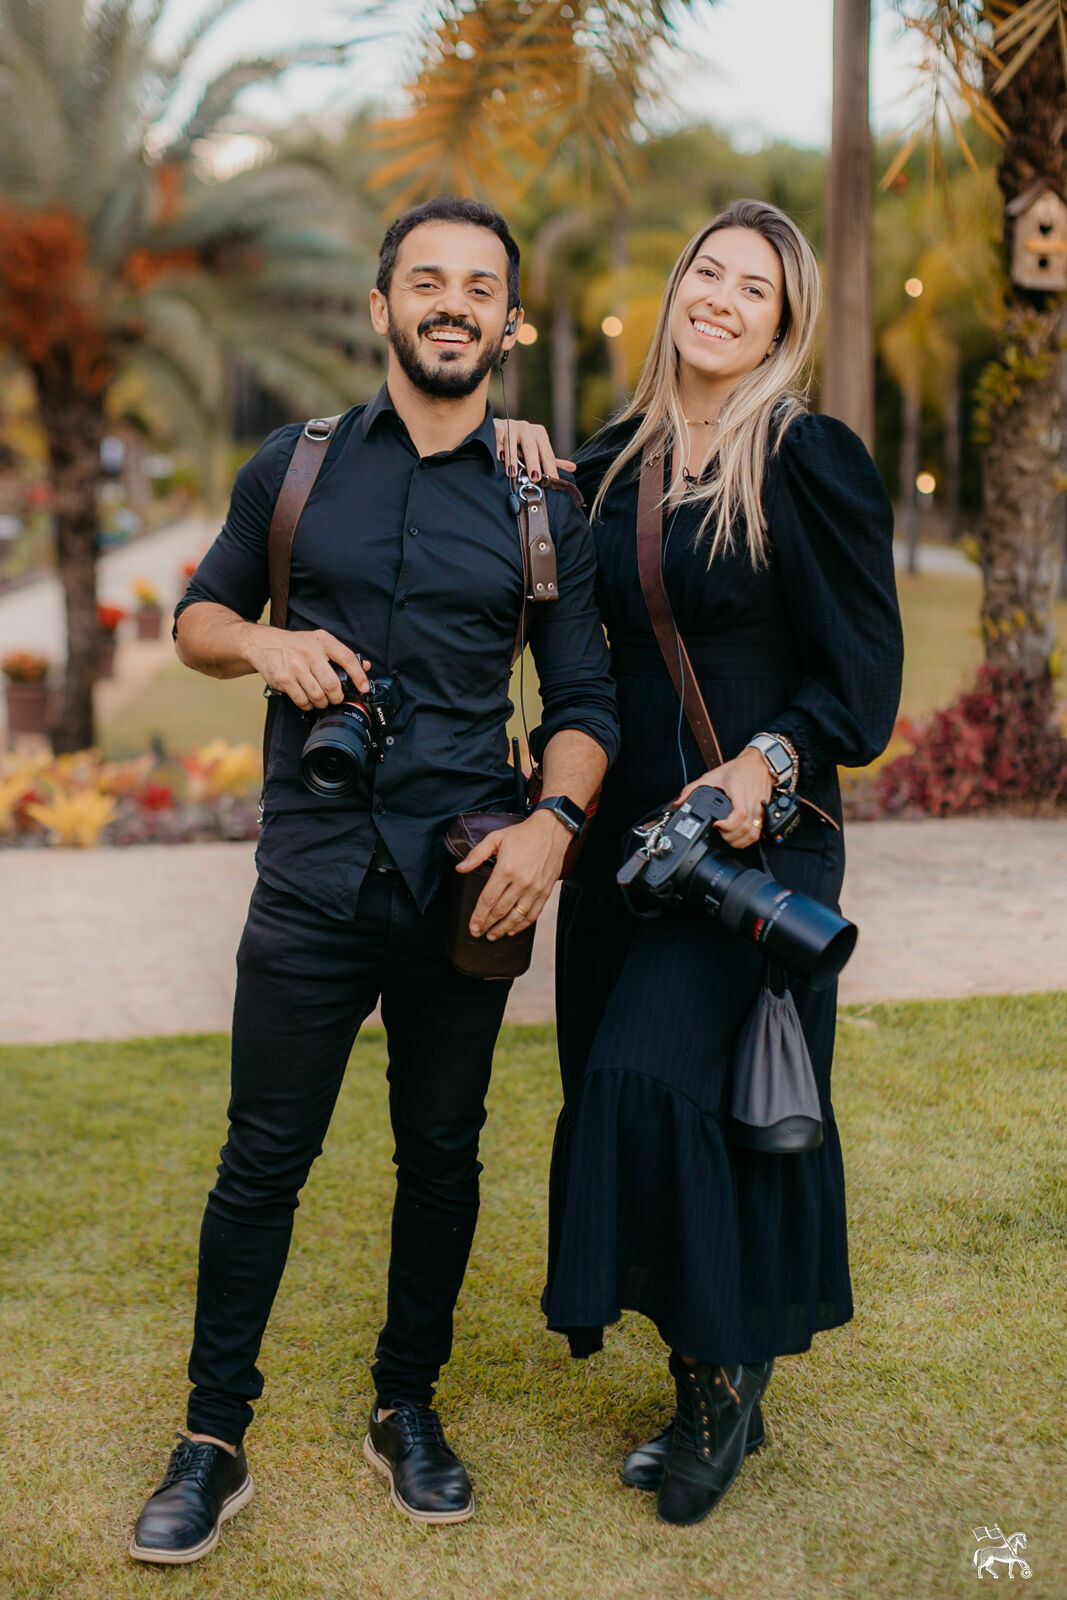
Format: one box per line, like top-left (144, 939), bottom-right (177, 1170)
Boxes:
top-left (1, 996), bottom-right (1063, 1600)
top-left (100, 574), bottom-right (1067, 760)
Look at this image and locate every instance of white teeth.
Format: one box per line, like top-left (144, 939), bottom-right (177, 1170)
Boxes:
top-left (427, 331), bottom-right (471, 343)
top-left (692, 319), bottom-right (734, 341)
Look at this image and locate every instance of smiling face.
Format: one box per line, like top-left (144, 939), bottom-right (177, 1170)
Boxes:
top-left (669, 225), bottom-right (785, 396)
top-left (369, 220), bottom-right (519, 399)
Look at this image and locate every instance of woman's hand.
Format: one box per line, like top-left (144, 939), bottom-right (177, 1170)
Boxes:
top-left (493, 418), bottom-right (576, 481)
top-left (675, 747), bottom-right (773, 850)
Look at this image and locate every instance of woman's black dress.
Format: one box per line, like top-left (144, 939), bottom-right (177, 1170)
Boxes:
top-left (544, 411), bottom-right (903, 1365)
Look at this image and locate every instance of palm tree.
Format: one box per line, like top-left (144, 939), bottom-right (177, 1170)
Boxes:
top-left (824, 0), bottom-right (874, 448)
top-left (886, 3), bottom-right (1065, 679)
top-left (0, 1), bottom-right (373, 752)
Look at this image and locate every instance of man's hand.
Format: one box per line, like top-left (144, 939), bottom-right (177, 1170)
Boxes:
top-left (243, 626), bottom-right (371, 710)
top-left (457, 809), bottom-right (570, 940)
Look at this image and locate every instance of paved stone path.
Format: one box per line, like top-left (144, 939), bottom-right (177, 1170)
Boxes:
top-left (0, 513), bottom-right (217, 740)
top-left (2, 818), bottom-right (1063, 1045)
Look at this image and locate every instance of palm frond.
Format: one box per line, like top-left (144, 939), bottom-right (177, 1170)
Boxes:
top-left (367, 0), bottom-right (711, 207)
top-left (883, 1), bottom-right (1065, 190)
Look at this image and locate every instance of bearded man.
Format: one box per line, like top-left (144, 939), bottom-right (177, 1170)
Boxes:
top-left (129, 197), bottom-right (617, 1561)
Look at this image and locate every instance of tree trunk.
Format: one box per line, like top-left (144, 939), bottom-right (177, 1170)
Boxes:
top-left (823, 0), bottom-right (874, 448)
top-left (552, 296), bottom-right (577, 461)
top-left (978, 26), bottom-right (1066, 676)
top-left (978, 308), bottom-right (1062, 675)
top-left (900, 369), bottom-right (920, 575)
top-left (943, 353), bottom-right (961, 543)
top-left (609, 199), bottom-right (629, 411)
top-left (37, 381), bottom-right (105, 753)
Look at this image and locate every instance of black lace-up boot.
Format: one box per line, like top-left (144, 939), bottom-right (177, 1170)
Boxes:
top-left (129, 1435), bottom-right (253, 1564)
top-left (621, 1399), bottom-right (765, 1490)
top-left (363, 1403), bottom-right (474, 1524)
top-left (656, 1354), bottom-right (774, 1526)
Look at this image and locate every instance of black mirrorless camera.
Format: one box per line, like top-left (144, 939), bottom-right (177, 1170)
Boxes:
top-left (617, 784), bottom-right (857, 990)
top-left (300, 671), bottom-right (400, 798)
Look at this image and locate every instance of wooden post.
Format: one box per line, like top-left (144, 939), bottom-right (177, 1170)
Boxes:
top-left (823, 0), bottom-right (874, 449)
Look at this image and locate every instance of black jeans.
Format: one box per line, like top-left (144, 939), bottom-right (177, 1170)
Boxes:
top-left (185, 870), bottom-right (512, 1444)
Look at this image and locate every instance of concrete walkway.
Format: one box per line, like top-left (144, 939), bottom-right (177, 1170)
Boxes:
top-left (0, 513), bottom-right (217, 740)
top-left (2, 818), bottom-right (1064, 1045)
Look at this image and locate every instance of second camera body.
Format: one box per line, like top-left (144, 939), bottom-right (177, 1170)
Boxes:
top-left (299, 670), bottom-right (400, 798)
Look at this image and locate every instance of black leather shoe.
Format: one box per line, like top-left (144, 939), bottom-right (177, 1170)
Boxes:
top-left (621, 1400), bottom-right (765, 1490)
top-left (363, 1404), bottom-right (474, 1524)
top-left (129, 1435), bottom-right (253, 1564)
top-left (657, 1356), bottom-right (774, 1526)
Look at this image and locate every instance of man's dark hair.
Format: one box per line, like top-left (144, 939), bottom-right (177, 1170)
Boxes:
top-left (376, 196), bottom-right (521, 309)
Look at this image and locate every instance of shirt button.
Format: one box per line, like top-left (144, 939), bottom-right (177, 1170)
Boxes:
top-left (407, 525), bottom-right (419, 536)
top-left (375, 802), bottom-right (386, 815)
top-left (384, 736), bottom-right (395, 747)
top-left (397, 595), bottom-right (408, 608)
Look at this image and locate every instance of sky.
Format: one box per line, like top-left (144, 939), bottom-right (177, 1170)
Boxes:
top-left (157, 0), bottom-right (927, 158)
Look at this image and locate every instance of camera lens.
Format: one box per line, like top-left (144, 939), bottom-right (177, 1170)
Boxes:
top-left (689, 857), bottom-right (856, 990)
top-left (299, 704), bottom-right (374, 797)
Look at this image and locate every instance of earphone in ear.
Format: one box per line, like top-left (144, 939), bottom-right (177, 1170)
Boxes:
top-left (505, 300), bottom-right (522, 337)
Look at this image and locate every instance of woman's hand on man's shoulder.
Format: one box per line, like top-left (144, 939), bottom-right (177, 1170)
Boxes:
top-left (493, 418), bottom-right (576, 482)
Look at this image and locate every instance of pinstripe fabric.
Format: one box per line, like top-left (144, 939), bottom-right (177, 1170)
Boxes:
top-left (543, 411), bottom-right (901, 1363)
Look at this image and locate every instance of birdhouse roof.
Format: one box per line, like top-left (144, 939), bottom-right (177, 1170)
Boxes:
top-left (1006, 180), bottom-right (1066, 218)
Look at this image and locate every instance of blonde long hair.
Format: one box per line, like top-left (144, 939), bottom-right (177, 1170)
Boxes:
top-left (592, 199), bottom-right (821, 565)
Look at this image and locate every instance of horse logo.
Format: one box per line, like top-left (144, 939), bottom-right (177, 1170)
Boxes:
top-left (972, 1525), bottom-right (1032, 1580)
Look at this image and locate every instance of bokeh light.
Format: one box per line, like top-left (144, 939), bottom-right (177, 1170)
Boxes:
top-left (516, 323), bottom-right (538, 345)
top-left (601, 316), bottom-right (624, 338)
top-left (916, 471), bottom-right (936, 495)
top-left (904, 277), bottom-right (924, 298)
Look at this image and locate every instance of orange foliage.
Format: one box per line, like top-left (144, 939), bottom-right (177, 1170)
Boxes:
top-left (0, 205), bottom-right (113, 393)
top-left (123, 246), bottom-right (200, 291)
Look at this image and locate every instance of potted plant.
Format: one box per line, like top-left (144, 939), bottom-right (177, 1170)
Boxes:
top-left (2, 650), bottom-right (51, 737)
top-left (131, 578), bottom-right (164, 640)
top-left (96, 603), bottom-right (126, 678)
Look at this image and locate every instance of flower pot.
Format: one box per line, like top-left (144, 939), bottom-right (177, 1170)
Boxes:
top-left (5, 679), bottom-right (50, 736)
top-left (135, 604), bottom-right (163, 641)
top-left (97, 631), bottom-right (117, 679)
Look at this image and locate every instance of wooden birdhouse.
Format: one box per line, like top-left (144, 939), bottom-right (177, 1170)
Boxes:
top-left (1007, 182), bottom-right (1067, 292)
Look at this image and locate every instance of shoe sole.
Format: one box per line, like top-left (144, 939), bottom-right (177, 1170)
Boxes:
top-left (128, 1474), bottom-right (254, 1565)
top-left (362, 1433), bottom-right (475, 1525)
top-left (621, 1425), bottom-right (764, 1491)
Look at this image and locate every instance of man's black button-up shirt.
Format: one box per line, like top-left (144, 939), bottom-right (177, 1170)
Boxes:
top-left (176, 386), bottom-right (619, 918)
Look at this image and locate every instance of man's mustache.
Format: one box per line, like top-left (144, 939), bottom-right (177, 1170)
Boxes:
top-left (418, 315), bottom-right (481, 342)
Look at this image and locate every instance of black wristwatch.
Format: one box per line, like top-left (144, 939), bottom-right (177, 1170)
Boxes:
top-left (533, 795), bottom-right (587, 838)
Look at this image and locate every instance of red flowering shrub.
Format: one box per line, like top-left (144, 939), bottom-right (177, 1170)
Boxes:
top-left (876, 665), bottom-right (1067, 817)
top-left (96, 602), bottom-right (126, 632)
top-left (137, 781), bottom-right (174, 812)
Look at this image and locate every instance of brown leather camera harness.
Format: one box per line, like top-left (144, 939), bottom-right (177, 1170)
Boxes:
top-left (259, 412), bottom-right (578, 792)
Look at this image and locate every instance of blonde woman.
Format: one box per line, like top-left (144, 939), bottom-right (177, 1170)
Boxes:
top-left (499, 200), bottom-right (902, 1524)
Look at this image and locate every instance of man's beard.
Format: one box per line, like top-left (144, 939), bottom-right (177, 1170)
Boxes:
top-left (388, 313), bottom-right (503, 398)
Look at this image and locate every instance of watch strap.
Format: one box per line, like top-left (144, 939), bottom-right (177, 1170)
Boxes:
top-left (534, 795), bottom-right (586, 836)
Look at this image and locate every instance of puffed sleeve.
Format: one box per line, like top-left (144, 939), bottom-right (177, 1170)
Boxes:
top-left (764, 411), bottom-right (903, 772)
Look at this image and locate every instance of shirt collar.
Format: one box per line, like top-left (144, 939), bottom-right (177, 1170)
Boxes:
top-left (361, 383), bottom-right (498, 465)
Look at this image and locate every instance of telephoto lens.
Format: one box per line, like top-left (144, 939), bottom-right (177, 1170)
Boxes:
top-left (617, 784), bottom-right (857, 990)
top-left (693, 855), bottom-right (856, 990)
